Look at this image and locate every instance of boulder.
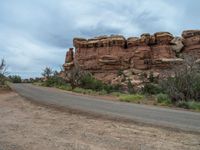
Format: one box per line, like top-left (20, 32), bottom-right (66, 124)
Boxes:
top-left (170, 37), bottom-right (184, 53)
top-left (127, 37), bottom-right (140, 47)
top-left (154, 32), bottom-right (174, 44)
top-left (182, 30), bottom-right (200, 38)
top-left (149, 35), bottom-right (156, 45)
top-left (140, 33), bottom-right (151, 45)
top-left (182, 30), bottom-right (200, 57)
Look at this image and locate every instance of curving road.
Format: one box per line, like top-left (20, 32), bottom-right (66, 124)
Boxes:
top-left (11, 84), bottom-right (200, 133)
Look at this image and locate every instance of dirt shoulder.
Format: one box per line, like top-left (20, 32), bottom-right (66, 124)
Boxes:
top-left (0, 91), bottom-right (200, 150)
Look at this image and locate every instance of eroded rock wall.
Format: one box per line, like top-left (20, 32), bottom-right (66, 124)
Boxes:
top-left (63, 30), bottom-right (200, 86)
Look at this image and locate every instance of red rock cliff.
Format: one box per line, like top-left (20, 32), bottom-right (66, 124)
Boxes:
top-left (63, 30), bottom-right (200, 86)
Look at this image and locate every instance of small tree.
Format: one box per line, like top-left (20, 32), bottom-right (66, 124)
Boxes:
top-left (67, 61), bottom-right (88, 89)
top-left (0, 59), bottom-right (8, 85)
top-left (160, 54), bottom-right (200, 102)
top-left (42, 67), bottom-right (53, 79)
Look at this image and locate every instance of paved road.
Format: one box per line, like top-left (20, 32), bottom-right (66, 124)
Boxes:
top-left (11, 84), bottom-right (200, 133)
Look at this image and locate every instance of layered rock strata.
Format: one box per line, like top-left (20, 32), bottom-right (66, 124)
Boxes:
top-left (63, 30), bottom-right (200, 86)
top-left (182, 30), bottom-right (200, 57)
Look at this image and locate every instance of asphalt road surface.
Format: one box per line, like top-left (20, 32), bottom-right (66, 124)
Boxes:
top-left (11, 84), bottom-right (200, 133)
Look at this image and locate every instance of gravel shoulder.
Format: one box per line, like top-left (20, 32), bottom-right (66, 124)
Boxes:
top-left (0, 91), bottom-right (200, 150)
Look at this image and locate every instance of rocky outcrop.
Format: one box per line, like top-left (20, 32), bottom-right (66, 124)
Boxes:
top-left (63, 30), bottom-right (200, 86)
top-left (65, 48), bottom-right (74, 63)
top-left (182, 30), bottom-right (200, 57)
top-left (63, 48), bottom-right (74, 70)
top-left (170, 37), bottom-right (184, 53)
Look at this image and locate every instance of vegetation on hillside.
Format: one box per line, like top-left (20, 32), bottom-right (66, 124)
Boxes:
top-left (0, 59), bottom-right (23, 88)
top-left (8, 75), bottom-right (22, 83)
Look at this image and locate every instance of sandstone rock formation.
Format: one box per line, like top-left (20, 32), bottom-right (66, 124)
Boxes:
top-left (65, 48), bottom-right (74, 63)
top-left (63, 48), bottom-right (74, 70)
top-left (182, 30), bottom-right (200, 57)
top-left (63, 30), bottom-right (200, 87)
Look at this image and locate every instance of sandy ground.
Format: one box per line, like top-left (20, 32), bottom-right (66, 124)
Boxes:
top-left (0, 91), bottom-right (199, 150)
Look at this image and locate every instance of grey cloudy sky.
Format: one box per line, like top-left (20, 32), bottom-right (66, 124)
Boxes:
top-left (0, 0), bottom-right (199, 78)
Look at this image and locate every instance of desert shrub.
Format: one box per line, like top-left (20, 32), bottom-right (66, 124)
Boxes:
top-left (159, 55), bottom-right (200, 102)
top-left (127, 79), bottom-right (135, 94)
top-left (80, 74), bottom-right (121, 93)
top-left (111, 92), bottom-right (122, 97)
top-left (119, 94), bottom-right (144, 103)
top-left (98, 89), bottom-right (108, 95)
top-left (8, 75), bottom-right (22, 83)
top-left (72, 87), bottom-right (85, 93)
top-left (80, 74), bottom-right (104, 91)
top-left (156, 93), bottom-right (172, 105)
top-left (177, 101), bottom-right (200, 111)
top-left (160, 72), bottom-right (200, 102)
top-left (148, 71), bottom-right (157, 83)
top-left (66, 61), bottom-right (89, 88)
top-left (142, 83), bottom-right (163, 95)
top-left (43, 76), bottom-right (68, 87)
top-left (103, 84), bottom-right (118, 93)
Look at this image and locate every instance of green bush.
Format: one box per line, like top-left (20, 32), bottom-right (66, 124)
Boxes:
top-left (43, 76), bottom-right (68, 87)
top-left (177, 101), bottom-right (200, 111)
top-left (72, 87), bottom-right (84, 93)
top-left (111, 92), bottom-right (122, 97)
top-left (156, 93), bottom-right (172, 105)
top-left (119, 94), bottom-right (144, 103)
top-left (0, 74), bottom-right (6, 85)
top-left (98, 89), bottom-right (108, 95)
top-left (142, 83), bottom-right (163, 95)
top-left (80, 74), bottom-right (104, 91)
top-left (8, 75), bottom-right (22, 83)
top-left (148, 71), bottom-right (157, 83)
top-left (80, 74), bottom-right (121, 93)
